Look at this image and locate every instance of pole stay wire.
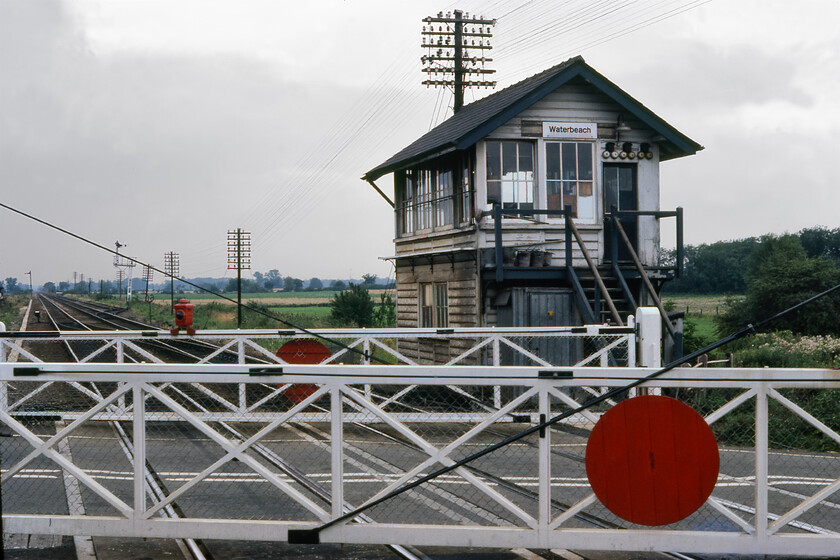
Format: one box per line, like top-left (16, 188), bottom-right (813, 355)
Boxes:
top-left (0, 201), bottom-right (388, 365)
top-left (292, 280), bottom-right (840, 542)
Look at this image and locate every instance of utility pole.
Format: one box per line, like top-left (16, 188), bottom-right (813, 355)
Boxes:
top-left (116, 269), bottom-right (125, 298)
top-left (421, 10), bottom-right (496, 114)
top-left (227, 229), bottom-right (251, 328)
top-left (143, 265), bottom-right (154, 323)
top-left (164, 252), bottom-right (180, 311)
top-left (25, 271), bottom-right (32, 296)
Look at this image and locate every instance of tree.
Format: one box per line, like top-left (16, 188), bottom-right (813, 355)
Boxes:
top-left (58, 281), bottom-right (70, 292)
top-left (253, 271), bottom-right (265, 289)
top-left (307, 277), bottom-right (323, 291)
top-left (372, 292), bottom-right (396, 327)
top-left (331, 279), bottom-right (346, 290)
top-left (283, 276), bottom-right (303, 292)
top-left (717, 235), bottom-right (840, 335)
top-left (4, 278), bottom-right (18, 293)
top-left (664, 238), bottom-right (759, 294)
top-left (42, 282), bottom-right (56, 293)
top-left (361, 273), bottom-right (378, 288)
top-left (330, 284), bottom-right (375, 327)
top-left (265, 269), bottom-right (281, 289)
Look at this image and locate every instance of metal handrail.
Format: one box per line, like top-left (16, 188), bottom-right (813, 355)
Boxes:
top-left (565, 210), bottom-right (623, 325)
top-left (610, 215), bottom-right (677, 340)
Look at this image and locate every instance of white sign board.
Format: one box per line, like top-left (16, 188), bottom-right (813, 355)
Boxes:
top-left (542, 121), bottom-right (598, 139)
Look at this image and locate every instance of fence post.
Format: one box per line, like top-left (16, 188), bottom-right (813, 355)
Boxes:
top-left (133, 383), bottom-right (146, 519)
top-left (238, 337), bottom-right (247, 412)
top-left (635, 307), bottom-right (661, 396)
top-left (331, 382), bottom-right (344, 520)
top-left (492, 333), bottom-right (501, 408)
top-left (538, 387), bottom-right (550, 543)
top-left (363, 335), bottom-right (372, 400)
top-left (755, 384), bottom-right (769, 539)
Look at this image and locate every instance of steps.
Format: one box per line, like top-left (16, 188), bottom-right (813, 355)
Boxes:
top-left (573, 267), bottom-right (636, 325)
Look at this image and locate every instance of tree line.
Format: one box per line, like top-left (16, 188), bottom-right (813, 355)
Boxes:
top-left (663, 226), bottom-right (840, 337)
top-left (663, 226), bottom-right (840, 295)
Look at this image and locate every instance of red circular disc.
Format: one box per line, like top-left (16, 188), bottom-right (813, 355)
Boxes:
top-left (276, 339), bottom-right (331, 403)
top-left (585, 395), bottom-right (719, 526)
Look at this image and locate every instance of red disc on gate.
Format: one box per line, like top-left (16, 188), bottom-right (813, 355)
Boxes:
top-left (276, 339), bottom-right (331, 403)
top-left (585, 395), bottom-right (719, 526)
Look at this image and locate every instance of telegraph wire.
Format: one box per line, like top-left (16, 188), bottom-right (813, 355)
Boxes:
top-left (301, 280), bottom-right (840, 540)
top-left (0, 201), bottom-right (389, 365)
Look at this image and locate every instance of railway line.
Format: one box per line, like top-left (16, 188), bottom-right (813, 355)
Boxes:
top-left (7, 296), bottom-right (721, 560)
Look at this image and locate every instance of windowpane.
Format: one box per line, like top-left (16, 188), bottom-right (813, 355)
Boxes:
top-left (604, 167), bottom-right (618, 212)
top-left (546, 142), bottom-right (595, 220)
top-left (577, 143), bottom-right (593, 180)
top-left (546, 143), bottom-right (560, 180)
top-left (547, 182), bottom-right (562, 210)
top-left (561, 143), bottom-right (577, 180)
top-left (518, 142), bottom-right (533, 172)
top-left (486, 142), bottom-right (501, 181)
top-left (502, 142), bottom-right (517, 176)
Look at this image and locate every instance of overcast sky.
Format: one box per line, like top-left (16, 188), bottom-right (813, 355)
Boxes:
top-left (2, 0), bottom-right (839, 287)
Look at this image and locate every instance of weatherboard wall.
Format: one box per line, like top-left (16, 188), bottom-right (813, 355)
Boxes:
top-left (474, 78), bottom-right (662, 267)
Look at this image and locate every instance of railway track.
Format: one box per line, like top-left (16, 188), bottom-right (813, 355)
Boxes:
top-left (9, 295), bottom-right (709, 560)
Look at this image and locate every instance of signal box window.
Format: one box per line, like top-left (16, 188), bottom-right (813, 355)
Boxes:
top-left (546, 142), bottom-right (594, 219)
top-left (486, 141), bottom-right (535, 210)
top-left (420, 282), bottom-right (448, 328)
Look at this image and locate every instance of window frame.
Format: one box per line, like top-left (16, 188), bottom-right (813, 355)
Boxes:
top-left (396, 154), bottom-right (474, 238)
top-left (485, 140), bottom-right (536, 211)
top-left (419, 282), bottom-right (448, 328)
top-left (544, 141), bottom-right (596, 222)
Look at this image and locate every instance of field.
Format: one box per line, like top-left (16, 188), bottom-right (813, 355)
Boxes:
top-left (661, 294), bottom-right (737, 353)
top-left (122, 289), bottom-right (395, 329)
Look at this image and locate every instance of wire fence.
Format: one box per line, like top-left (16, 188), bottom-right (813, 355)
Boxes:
top-left (1, 364), bottom-right (840, 555)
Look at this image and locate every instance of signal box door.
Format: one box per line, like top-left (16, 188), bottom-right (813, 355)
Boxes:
top-left (603, 163), bottom-right (637, 261)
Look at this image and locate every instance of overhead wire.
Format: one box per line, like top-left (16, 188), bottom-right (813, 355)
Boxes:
top-left (0, 201), bottom-right (389, 364)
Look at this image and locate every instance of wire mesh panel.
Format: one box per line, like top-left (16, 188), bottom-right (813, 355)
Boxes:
top-left (2, 364), bottom-right (840, 556)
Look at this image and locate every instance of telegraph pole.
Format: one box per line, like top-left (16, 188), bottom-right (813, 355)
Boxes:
top-left (143, 265), bottom-right (154, 323)
top-left (227, 229), bottom-right (251, 328)
top-left (421, 10), bottom-right (496, 114)
top-left (164, 252), bottom-right (180, 311)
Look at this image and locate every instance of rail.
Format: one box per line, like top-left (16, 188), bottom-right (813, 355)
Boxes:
top-left (2, 363), bottom-right (840, 556)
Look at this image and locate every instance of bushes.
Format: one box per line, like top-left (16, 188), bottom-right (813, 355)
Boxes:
top-left (728, 331), bottom-right (840, 368)
top-left (716, 235), bottom-right (840, 336)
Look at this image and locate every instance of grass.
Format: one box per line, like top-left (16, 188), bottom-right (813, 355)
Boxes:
top-left (0, 295), bottom-right (29, 330)
top-left (172, 291), bottom-right (339, 301)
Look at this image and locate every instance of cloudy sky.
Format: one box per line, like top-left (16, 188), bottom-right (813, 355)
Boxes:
top-left (1, 0), bottom-right (839, 287)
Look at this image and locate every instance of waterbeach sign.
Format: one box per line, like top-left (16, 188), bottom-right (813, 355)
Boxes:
top-left (543, 121), bottom-right (597, 139)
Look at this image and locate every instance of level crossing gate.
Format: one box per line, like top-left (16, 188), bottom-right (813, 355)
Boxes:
top-left (2, 327), bottom-right (840, 556)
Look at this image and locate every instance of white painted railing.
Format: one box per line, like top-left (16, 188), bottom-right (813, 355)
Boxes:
top-left (0, 324), bottom-right (636, 367)
top-left (1, 363), bottom-right (840, 556)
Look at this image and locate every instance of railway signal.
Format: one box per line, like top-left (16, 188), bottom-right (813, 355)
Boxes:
top-left (113, 241), bottom-right (136, 303)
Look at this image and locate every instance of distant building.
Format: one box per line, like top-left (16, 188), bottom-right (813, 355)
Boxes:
top-left (364, 56), bottom-right (702, 360)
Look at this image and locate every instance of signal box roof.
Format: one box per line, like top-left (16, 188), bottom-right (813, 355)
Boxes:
top-left (363, 56), bottom-right (703, 181)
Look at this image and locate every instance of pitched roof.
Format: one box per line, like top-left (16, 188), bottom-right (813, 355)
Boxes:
top-left (363, 56), bottom-right (703, 181)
